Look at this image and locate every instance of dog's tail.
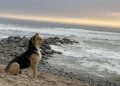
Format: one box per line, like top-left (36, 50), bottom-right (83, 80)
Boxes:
top-left (5, 64), bottom-right (9, 72)
top-left (5, 60), bottom-right (13, 72)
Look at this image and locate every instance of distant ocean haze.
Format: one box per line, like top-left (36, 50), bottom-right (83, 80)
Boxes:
top-left (0, 14), bottom-right (120, 28)
top-left (0, 18), bottom-right (120, 33)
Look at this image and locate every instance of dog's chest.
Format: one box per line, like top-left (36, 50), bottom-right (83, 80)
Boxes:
top-left (37, 48), bottom-right (42, 59)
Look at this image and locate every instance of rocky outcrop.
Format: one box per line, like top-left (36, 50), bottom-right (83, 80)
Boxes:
top-left (0, 36), bottom-right (78, 64)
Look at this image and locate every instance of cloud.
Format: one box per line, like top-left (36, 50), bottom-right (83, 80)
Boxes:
top-left (107, 12), bottom-right (120, 18)
top-left (0, 0), bottom-right (119, 18)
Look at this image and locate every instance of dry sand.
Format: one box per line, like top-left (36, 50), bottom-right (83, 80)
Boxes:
top-left (0, 64), bottom-right (90, 86)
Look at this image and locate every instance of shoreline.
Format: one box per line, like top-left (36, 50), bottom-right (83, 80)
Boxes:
top-left (0, 36), bottom-right (120, 86)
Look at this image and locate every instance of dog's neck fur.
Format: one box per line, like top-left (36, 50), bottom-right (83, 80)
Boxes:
top-left (27, 38), bottom-right (41, 59)
top-left (28, 39), bottom-right (39, 52)
top-left (36, 47), bottom-right (41, 58)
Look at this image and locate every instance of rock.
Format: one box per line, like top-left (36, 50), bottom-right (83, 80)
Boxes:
top-left (42, 37), bottom-right (78, 45)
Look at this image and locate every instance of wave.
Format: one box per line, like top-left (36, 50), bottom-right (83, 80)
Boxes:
top-left (0, 35), bottom-right (9, 39)
top-left (50, 45), bottom-right (120, 75)
top-left (50, 45), bottom-right (81, 58)
top-left (50, 45), bottom-right (120, 59)
top-left (0, 23), bottom-right (120, 41)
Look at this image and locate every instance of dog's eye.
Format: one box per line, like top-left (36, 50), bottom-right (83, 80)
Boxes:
top-left (37, 37), bottom-right (41, 41)
top-left (38, 38), bottom-right (42, 40)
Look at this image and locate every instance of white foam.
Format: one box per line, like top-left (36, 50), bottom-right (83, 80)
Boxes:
top-left (86, 48), bottom-right (120, 59)
top-left (50, 45), bottom-right (83, 58)
top-left (0, 35), bottom-right (9, 39)
top-left (50, 45), bottom-right (120, 59)
top-left (50, 44), bottom-right (120, 75)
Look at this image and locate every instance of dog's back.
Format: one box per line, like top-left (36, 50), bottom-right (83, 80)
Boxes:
top-left (6, 51), bottom-right (31, 72)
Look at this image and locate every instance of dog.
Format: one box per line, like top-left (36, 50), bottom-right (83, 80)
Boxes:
top-left (5, 33), bottom-right (42, 78)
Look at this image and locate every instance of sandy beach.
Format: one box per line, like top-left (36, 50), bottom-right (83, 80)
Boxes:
top-left (0, 64), bottom-right (91, 86)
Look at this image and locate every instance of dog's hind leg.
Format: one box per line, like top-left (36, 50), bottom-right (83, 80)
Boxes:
top-left (7, 62), bottom-right (20, 75)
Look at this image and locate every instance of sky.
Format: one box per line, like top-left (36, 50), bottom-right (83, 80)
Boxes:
top-left (0, 0), bottom-right (120, 28)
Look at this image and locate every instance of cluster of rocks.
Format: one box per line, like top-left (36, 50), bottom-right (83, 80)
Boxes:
top-left (0, 36), bottom-right (78, 64)
top-left (43, 37), bottom-right (79, 45)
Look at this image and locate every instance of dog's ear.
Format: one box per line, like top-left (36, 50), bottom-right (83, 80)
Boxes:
top-left (33, 33), bottom-right (40, 38)
top-left (35, 33), bottom-right (39, 36)
top-left (31, 34), bottom-right (36, 44)
top-left (32, 33), bottom-right (38, 39)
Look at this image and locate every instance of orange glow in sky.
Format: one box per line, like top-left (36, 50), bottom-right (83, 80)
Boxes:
top-left (0, 13), bottom-right (120, 28)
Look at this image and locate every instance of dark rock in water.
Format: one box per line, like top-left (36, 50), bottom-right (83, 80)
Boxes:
top-left (7, 36), bottom-right (23, 43)
top-left (43, 37), bottom-right (78, 45)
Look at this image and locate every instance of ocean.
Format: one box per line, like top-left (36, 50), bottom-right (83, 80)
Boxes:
top-left (0, 19), bottom-right (120, 81)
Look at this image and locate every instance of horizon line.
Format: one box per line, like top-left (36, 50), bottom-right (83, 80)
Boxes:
top-left (0, 13), bottom-right (120, 28)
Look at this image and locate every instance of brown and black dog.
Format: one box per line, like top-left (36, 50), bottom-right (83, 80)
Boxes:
top-left (5, 33), bottom-right (42, 78)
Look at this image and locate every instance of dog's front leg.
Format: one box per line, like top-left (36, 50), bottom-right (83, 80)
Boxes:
top-left (31, 64), bottom-right (37, 78)
top-left (30, 56), bottom-right (39, 78)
